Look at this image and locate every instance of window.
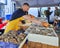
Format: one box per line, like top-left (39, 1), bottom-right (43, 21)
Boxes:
top-left (0, 4), bottom-right (5, 17)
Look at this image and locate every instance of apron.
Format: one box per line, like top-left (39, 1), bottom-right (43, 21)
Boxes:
top-left (4, 17), bottom-right (25, 34)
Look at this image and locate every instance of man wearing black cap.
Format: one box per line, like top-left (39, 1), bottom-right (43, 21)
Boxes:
top-left (10, 3), bottom-right (30, 20)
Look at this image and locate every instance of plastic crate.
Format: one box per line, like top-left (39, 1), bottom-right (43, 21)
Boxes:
top-left (6, 15), bottom-right (11, 20)
top-left (0, 42), bottom-right (19, 48)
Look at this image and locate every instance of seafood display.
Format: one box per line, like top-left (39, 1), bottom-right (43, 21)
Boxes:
top-left (0, 30), bottom-right (27, 45)
top-left (26, 24), bottom-right (57, 37)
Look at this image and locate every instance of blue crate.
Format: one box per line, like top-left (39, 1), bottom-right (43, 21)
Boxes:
top-left (0, 42), bottom-right (5, 46)
top-left (0, 42), bottom-right (6, 48)
top-left (0, 42), bottom-right (19, 48)
top-left (6, 14), bottom-right (11, 20)
top-left (9, 42), bottom-right (19, 48)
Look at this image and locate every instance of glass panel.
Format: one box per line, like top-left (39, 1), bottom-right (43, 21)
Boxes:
top-left (0, 4), bottom-right (5, 17)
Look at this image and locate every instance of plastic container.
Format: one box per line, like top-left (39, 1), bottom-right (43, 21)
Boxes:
top-left (0, 42), bottom-right (5, 46)
top-left (0, 42), bottom-right (19, 48)
top-left (0, 42), bottom-right (6, 48)
top-left (9, 43), bottom-right (18, 48)
top-left (6, 15), bottom-right (11, 20)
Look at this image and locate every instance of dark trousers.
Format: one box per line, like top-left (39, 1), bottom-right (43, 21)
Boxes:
top-left (46, 16), bottom-right (50, 23)
top-left (46, 16), bottom-right (54, 24)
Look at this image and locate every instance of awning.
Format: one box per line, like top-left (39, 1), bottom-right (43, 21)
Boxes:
top-left (12, 0), bottom-right (60, 7)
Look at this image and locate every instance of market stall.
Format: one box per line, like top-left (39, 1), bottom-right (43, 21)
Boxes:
top-left (0, 17), bottom-right (60, 48)
top-left (24, 17), bottom-right (59, 48)
top-left (0, 0), bottom-right (60, 48)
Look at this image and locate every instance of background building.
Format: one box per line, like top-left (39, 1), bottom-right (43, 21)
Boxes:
top-left (0, 0), bottom-right (15, 20)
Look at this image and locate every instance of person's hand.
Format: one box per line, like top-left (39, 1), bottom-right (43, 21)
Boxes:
top-left (23, 15), bottom-right (28, 16)
top-left (23, 15), bottom-right (32, 20)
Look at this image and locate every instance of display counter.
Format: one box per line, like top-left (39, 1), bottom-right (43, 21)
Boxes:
top-left (0, 17), bottom-right (60, 48)
top-left (19, 36), bottom-right (28, 48)
top-left (25, 24), bottom-right (60, 47)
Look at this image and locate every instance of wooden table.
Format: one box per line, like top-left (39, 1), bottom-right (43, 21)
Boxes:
top-left (22, 41), bottom-right (60, 48)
